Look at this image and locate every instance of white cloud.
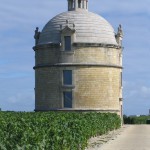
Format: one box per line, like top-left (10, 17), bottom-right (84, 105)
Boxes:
top-left (124, 81), bottom-right (150, 99)
top-left (0, 0), bottom-right (66, 31)
top-left (5, 91), bottom-right (34, 111)
top-left (0, 77), bottom-right (34, 111)
top-left (8, 92), bottom-right (34, 104)
top-left (0, 0), bottom-right (150, 115)
top-left (141, 86), bottom-right (150, 98)
top-left (123, 80), bottom-right (150, 115)
top-left (90, 0), bottom-right (150, 14)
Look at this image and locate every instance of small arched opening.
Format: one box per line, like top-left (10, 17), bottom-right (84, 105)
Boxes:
top-left (68, 0), bottom-right (75, 10)
top-left (78, 0), bottom-right (81, 8)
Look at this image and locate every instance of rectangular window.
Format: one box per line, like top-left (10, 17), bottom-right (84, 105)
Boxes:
top-left (82, 0), bottom-right (84, 8)
top-left (64, 91), bottom-right (72, 108)
top-left (63, 70), bottom-right (72, 85)
top-left (72, 0), bottom-right (75, 8)
top-left (86, 1), bottom-right (88, 9)
top-left (64, 36), bottom-right (71, 51)
top-left (78, 0), bottom-right (81, 8)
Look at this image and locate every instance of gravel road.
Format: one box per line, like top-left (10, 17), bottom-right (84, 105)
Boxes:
top-left (86, 125), bottom-right (150, 150)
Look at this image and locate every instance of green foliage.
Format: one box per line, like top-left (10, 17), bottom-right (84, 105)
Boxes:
top-left (123, 115), bottom-right (150, 124)
top-left (146, 119), bottom-right (150, 124)
top-left (0, 112), bottom-right (121, 150)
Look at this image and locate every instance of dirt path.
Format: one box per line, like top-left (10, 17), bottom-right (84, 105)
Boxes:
top-left (86, 125), bottom-right (150, 150)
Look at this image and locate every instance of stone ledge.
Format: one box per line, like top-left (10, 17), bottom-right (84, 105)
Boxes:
top-left (60, 50), bottom-right (75, 54)
top-left (73, 43), bottom-right (121, 49)
top-left (35, 109), bottom-right (120, 112)
top-left (33, 43), bottom-right (61, 51)
top-left (61, 85), bottom-right (75, 89)
top-left (33, 63), bottom-right (123, 69)
top-left (33, 42), bottom-right (122, 51)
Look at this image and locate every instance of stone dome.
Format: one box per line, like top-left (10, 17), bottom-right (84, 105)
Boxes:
top-left (38, 10), bottom-right (118, 45)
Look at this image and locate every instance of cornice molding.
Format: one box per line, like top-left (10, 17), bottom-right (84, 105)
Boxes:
top-left (34, 63), bottom-right (123, 69)
top-left (33, 42), bottom-right (122, 51)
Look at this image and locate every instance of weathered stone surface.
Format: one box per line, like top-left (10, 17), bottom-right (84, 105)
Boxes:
top-left (35, 45), bottom-right (122, 115)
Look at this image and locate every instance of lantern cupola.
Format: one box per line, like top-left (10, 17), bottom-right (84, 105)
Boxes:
top-left (68, 0), bottom-right (88, 11)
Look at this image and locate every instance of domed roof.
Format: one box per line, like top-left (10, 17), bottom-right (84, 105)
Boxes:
top-left (38, 10), bottom-right (117, 45)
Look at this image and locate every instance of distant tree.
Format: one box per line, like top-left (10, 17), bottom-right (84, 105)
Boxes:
top-left (124, 115), bottom-right (150, 124)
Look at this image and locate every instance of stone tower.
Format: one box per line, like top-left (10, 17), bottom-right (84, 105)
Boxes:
top-left (33, 0), bottom-right (123, 116)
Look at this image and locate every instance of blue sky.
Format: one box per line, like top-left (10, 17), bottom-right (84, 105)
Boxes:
top-left (0, 0), bottom-right (150, 115)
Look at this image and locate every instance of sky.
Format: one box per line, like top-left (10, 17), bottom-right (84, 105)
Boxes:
top-left (0, 0), bottom-right (150, 115)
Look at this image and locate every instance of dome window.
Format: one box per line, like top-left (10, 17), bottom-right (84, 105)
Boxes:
top-left (64, 36), bottom-right (71, 51)
top-left (60, 20), bottom-right (76, 51)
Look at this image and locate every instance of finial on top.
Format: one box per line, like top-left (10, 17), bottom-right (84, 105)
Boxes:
top-left (66, 19), bottom-right (69, 25)
top-left (115, 24), bottom-right (123, 46)
top-left (118, 24), bottom-right (123, 36)
top-left (34, 27), bottom-right (41, 46)
top-left (73, 23), bottom-right (75, 29)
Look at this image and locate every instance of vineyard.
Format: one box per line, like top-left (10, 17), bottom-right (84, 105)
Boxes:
top-left (0, 112), bottom-right (121, 150)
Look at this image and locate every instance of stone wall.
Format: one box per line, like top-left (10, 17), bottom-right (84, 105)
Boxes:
top-left (74, 67), bottom-right (121, 110)
top-left (35, 68), bottom-right (61, 110)
top-left (35, 46), bottom-right (121, 66)
top-left (34, 45), bottom-right (122, 115)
